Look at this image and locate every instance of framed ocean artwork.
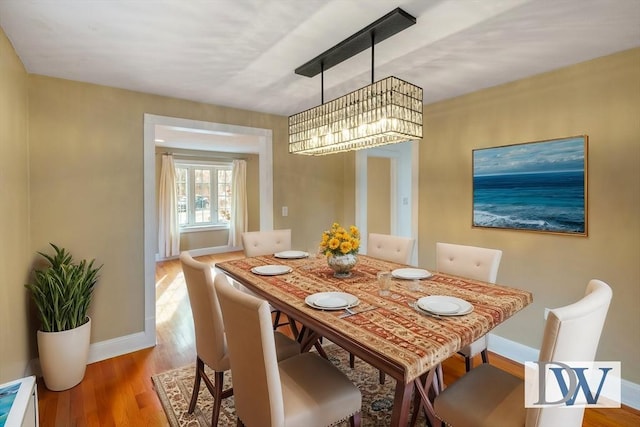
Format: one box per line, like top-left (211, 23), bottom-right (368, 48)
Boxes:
top-left (472, 135), bottom-right (588, 235)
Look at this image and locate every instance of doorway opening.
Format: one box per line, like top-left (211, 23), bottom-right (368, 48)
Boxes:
top-left (143, 114), bottom-right (273, 348)
top-left (355, 140), bottom-right (419, 265)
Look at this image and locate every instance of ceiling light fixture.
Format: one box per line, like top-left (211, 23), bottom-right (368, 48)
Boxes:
top-left (288, 8), bottom-right (423, 156)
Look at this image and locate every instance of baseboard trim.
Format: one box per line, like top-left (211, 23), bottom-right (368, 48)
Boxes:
top-left (187, 245), bottom-right (242, 258)
top-left (488, 333), bottom-right (539, 363)
top-left (88, 329), bottom-right (156, 364)
top-left (488, 333), bottom-right (640, 410)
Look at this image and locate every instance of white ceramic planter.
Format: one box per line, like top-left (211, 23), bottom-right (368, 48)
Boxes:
top-left (37, 317), bottom-right (91, 391)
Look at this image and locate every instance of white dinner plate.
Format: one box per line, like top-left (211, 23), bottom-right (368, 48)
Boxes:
top-left (391, 268), bottom-right (433, 280)
top-left (305, 292), bottom-right (360, 310)
top-left (250, 265), bottom-right (293, 276)
top-left (416, 295), bottom-right (473, 316)
top-left (274, 250), bottom-right (309, 259)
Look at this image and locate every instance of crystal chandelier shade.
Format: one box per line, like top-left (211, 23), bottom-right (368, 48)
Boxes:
top-left (288, 8), bottom-right (423, 156)
top-left (288, 76), bottom-right (423, 155)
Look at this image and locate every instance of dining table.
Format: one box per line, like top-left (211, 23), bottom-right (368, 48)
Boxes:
top-left (216, 253), bottom-right (533, 427)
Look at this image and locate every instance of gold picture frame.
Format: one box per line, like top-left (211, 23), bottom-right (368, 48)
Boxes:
top-left (472, 135), bottom-right (588, 236)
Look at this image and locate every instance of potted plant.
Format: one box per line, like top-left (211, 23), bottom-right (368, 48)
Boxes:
top-left (25, 243), bottom-right (102, 391)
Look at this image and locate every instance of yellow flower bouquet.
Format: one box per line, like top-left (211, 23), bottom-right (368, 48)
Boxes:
top-left (320, 223), bottom-right (360, 257)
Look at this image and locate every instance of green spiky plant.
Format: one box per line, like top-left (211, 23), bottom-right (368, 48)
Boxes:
top-left (25, 243), bottom-right (102, 333)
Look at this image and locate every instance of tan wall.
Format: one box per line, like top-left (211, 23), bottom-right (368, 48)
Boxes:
top-left (27, 74), bottom-right (346, 346)
top-left (275, 151), bottom-right (354, 252)
top-left (0, 28), bottom-right (31, 382)
top-left (419, 48), bottom-right (640, 382)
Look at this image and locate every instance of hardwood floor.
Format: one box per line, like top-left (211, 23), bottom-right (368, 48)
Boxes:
top-left (36, 252), bottom-right (639, 426)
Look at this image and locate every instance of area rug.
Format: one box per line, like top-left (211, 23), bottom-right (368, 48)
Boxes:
top-left (152, 345), bottom-right (427, 426)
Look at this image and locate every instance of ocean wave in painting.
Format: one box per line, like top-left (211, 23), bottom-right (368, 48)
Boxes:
top-left (473, 170), bottom-right (585, 233)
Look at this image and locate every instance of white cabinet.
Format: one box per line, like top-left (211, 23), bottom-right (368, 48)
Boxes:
top-left (0, 376), bottom-right (39, 427)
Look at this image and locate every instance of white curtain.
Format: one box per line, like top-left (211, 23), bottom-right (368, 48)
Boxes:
top-left (158, 154), bottom-right (180, 258)
top-left (228, 159), bottom-right (247, 247)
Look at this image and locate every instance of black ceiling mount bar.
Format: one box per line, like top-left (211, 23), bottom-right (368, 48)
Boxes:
top-left (371, 30), bottom-right (375, 83)
top-left (321, 62), bottom-right (324, 104)
top-left (295, 7), bottom-right (416, 78)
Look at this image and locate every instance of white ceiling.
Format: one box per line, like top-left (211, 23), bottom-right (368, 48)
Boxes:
top-left (1, 0), bottom-right (639, 118)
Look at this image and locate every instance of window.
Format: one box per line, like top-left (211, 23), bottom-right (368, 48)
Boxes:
top-left (175, 161), bottom-right (232, 229)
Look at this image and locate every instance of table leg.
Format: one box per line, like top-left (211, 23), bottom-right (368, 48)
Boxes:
top-left (313, 340), bottom-right (328, 359)
top-left (298, 329), bottom-right (328, 359)
top-left (391, 380), bottom-right (414, 427)
top-left (409, 373), bottom-right (426, 427)
top-left (296, 325), bottom-right (307, 343)
top-left (288, 317), bottom-right (299, 338)
top-left (411, 368), bottom-right (442, 427)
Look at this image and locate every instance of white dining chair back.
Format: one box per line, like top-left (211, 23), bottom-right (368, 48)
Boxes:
top-left (528, 279), bottom-right (613, 427)
top-left (367, 233), bottom-right (415, 264)
top-left (180, 251), bottom-right (232, 426)
top-left (180, 251), bottom-right (228, 371)
top-left (180, 252), bottom-right (300, 426)
top-left (240, 229), bottom-right (293, 330)
top-left (436, 242), bottom-right (503, 370)
top-left (436, 242), bottom-right (502, 283)
top-left (214, 276), bottom-right (362, 427)
top-left (433, 279), bottom-right (613, 427)
top-left (241, 229), bottom-right (291, 256)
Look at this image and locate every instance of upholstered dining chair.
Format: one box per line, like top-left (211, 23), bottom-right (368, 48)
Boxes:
top-left (436, 242), bottom-right (503, 370)
top-left (241, 229), bottom-right (292, 330)
top-left (353, 232), bottom-right (416, 383)
top-left (241, 229), bottom-right (292, 256)
top-left (214, 275), bottom-right (363, 427)
top-left (433, 279), bottom-right (612, 427)
top-left (179, 251), bottom-right (300, 427)
top-left (367, 232), bottom-right (415, 265)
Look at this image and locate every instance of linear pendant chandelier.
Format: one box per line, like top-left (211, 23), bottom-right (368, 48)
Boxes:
top-left (288, 8), bottom-right (423, 155)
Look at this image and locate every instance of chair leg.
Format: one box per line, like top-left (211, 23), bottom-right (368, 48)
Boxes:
top-left (195, 358), bottom-right (233, 427)
top-left (272, 310), bottom-right (282, 330)
top-left (188, 357), bottom-right (204, 413)
top-left (201, 369), bottom-right (232, 427)
top-left (350, 411), bottom-right (361, 427)
top-left (465, 355), bottom-right (472, 372)
top-left (211, 371), bottom-right (224, 427)
top-left (288, 317), bottom-right (299, 338)
top-left (273, 310), bottom-right (300, 338)
top-left (481, 349), bottom-right (489, 364)
top-left (351, 352), bottom-right (385, 384)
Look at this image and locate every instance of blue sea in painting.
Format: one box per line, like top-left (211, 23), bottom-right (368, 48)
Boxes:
top-left (473, 170), bottom-right (585, 233)
top-left (0, 382), bottom-right (20, 427)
